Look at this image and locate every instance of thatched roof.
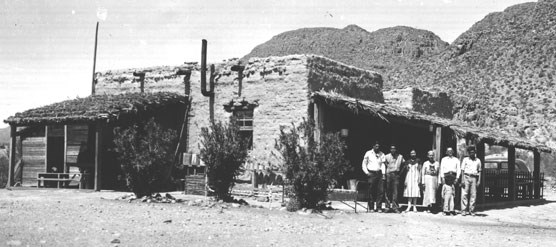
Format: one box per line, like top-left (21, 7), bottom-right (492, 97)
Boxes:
top-left (312, 91), bottom-right (552, 153)
top-left (4, 92), bottom-right (186, 125)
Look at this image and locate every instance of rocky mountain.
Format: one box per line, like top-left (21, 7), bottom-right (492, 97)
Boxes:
top-left (389, 0), bottom-right (556, 147)
top-left (243, 1), bottom-right (556, 149)
top-left (242, 25), bottom-right (449, 83)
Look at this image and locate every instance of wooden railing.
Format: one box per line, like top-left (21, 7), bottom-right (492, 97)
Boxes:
top-left (483, 170), bottom-right (543, 202)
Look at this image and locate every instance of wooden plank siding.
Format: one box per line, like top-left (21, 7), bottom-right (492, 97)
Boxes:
top-left (21, 136), bottom-right (46, 186)
top-left (66, 125), bottom-right (89, 165)
top-left (47, 125), bottom-right (64, 137)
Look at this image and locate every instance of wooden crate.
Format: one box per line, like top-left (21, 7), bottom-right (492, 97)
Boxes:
top-left (184, 175), bottom-right (205, 195)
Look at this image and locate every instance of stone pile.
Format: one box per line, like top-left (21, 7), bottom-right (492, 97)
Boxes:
top-left (117, 193), bottom-right (184, 203)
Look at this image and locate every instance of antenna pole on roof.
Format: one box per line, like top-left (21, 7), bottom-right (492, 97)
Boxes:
top-left (133, 71), bottom-right (146, 93)
top-left (91, 21), bottom-right (99, 95)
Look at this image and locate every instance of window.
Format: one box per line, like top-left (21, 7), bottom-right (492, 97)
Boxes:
top-left (223, 99), bottom-right (258, 150)
top-left (233, 109), bottom-right (253, 149)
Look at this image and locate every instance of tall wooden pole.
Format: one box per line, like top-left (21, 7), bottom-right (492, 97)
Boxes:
top-left (91, 22), bottom-right (99, 95)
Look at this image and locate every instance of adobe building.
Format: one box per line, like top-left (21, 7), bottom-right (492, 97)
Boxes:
top-left (3, 54), bottom-right (551, 209)
top-left (95, 54), bottom-right (384, 170)
top-left (2, 54), bottom-right (384, 190)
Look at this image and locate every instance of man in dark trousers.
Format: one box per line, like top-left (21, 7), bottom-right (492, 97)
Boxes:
top-left (362, 142), bottom-right (386, 212)
top-left (383, 145), bottom-right (405, 213)
top-left (439, 147), bottom-right (461, 215)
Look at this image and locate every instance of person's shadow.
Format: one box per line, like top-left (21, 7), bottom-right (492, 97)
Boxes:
top-left (470, 212), bottom-right (488, 217)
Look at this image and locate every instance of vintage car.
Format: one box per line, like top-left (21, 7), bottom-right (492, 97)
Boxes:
top-left (484, 154), bottom-right (530, 172)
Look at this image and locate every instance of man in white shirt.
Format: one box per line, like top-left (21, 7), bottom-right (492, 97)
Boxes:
top-left (439, 147), bottom-right (461, 184)
top-left (460, 146), bottom-right (482, 216)
top-left (439, 147), bottom-right (460, 215)
top-left (362, 142), bottom-right (386, 212)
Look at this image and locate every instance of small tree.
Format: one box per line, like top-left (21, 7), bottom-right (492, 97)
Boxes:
top-left (113, 118), bottom-right (177, 197)
top-left (275, 119), bottom-right (349, 210)
top-left (200, 121), bottom-right (249, 201)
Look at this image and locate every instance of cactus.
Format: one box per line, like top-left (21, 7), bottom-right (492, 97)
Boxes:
top-left (200, 39), bottom-right (216, 122)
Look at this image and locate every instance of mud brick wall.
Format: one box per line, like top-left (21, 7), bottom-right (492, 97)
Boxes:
top-left (412, 88), bottom-right (453, 119)
top-left (95, 54), bottom-right (383, 170)
top-left (383, 87), bottom-right (414, 110)
top-left (383, 87), bottom-right (453, 119)
top-left (307, 56), bottom-right (384, 103)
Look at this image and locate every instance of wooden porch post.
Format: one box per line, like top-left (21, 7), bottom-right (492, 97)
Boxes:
top-left (434, 126), bottom-right (442, 162)
top-left (507, 146), bottom-right (516, 201)
top-left (313, 102), bottom-right (323, 143)
top-left (429, 125), bottom-right (435, 151)
top-left (7, 125), bottom-right (17, 187)
top-left (476, 140), bottom-right (485, 204)
top-left (94, 123), bottom-right (103, 191)
top-left (533, 150), bottom-right (541, 199)
top-left (63, 125), bottom-right (68, 173)
top-left (44, 126), bottom-right (48, 173)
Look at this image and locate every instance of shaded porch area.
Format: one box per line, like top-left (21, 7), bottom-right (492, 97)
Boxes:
top-left (311, 91), bottom-right (552, 208)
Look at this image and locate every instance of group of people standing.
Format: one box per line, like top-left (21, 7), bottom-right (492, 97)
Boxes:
top-left (361, 142), bottom-right (482, 216)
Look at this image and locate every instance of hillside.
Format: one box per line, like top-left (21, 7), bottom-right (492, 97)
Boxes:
top-left (242, 25), bottom-right (449, 83)
top-left (389, 0), bottom-right (556, 147)
top-left (242, 2), bottom-right (556, 149)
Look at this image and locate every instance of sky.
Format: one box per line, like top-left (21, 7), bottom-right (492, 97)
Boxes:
top-left (0, 0), bottom-right (534, 128)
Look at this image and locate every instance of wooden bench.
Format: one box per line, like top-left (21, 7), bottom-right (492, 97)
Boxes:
top-left (37, 173), bottom-right (87, 189)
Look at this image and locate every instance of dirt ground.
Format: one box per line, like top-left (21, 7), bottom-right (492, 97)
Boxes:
top-left (1, 189), bottom-right (555, 247)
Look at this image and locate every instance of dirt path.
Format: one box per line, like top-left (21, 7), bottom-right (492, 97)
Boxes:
top-left (1, 189), bottom-right (555, 246)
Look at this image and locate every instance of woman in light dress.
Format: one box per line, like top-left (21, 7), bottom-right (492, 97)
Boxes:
top-left (421, 150), bottom-right (439, 213)
top-left (404, 150), bottom-right (422, 212)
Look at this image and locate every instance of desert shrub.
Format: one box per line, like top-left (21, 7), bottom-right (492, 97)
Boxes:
top-left (286, 197), bottom-right (301, 212)
top-left (199, 121), bottom-right (249, 201)
top-left (113, 118), bottom-right (177, 197)
top-left (275, 119), bottom-right (349, 211)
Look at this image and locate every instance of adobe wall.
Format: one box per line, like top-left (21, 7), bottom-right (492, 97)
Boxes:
top-left (95, 54), bottom-right (383, 170)
top-left (383, 87), bottom-right (454, 119)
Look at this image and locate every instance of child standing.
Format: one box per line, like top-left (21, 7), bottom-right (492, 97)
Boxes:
top-left (442, 172), bottom-right (456, 216)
